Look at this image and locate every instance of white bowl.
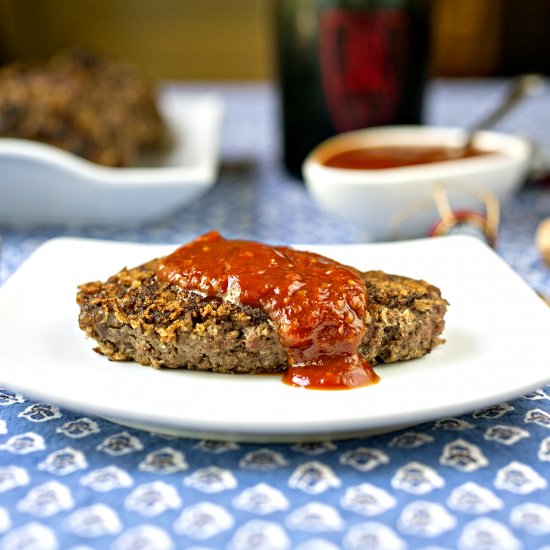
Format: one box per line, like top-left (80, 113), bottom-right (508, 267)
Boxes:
top-left (303, 126), bottom-right (532, 241)
top-left (0, 92), bottom-right (223, 227)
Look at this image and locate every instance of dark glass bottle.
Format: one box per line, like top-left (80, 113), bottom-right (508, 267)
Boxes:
top-left (276, 0), bottom-right (431, 178)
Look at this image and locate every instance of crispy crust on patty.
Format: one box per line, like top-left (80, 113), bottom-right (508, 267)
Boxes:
top-left (77, 260), bottom-right (447, 373)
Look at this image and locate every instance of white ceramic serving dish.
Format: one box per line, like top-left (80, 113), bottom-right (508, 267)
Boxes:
top-left (303, 126), bottom-right (532, 241)
top-left (0, 92), bottom-right (223, 227)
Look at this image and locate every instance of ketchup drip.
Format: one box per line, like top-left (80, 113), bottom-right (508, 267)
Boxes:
top-left (156, 231), bottom-right (378, 390)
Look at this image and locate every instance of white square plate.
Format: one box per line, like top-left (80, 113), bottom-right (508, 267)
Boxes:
top-left (0, 92), bottom-right (223, 227)
top-left (0, 235), bottom-right (549, 442)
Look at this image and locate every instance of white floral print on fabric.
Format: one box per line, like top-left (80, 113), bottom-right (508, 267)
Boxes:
top-left (397, 501), bottom-right (457, 537)
top-left (139, 447), bottom-right (188, 474)
top-left (0, 522), bottom-right (57, 550)
top-left (525, 408), bottom-right (550, 428)
top-left (0, 432), bottom-right (46, 454)
top-left (523, 388), bottom-right (549, 400)
top-left (38, 447), bottom-right (87, 476)
top-left (17, 481), bottom-right (74, 517)
top-left (509, 502), bottom-right (550, 535)
top-left (391, 462), bottom-right (445, 495)
top-left (440, 439), bottom-right (489, 472)
top-left (494, 461), bottom-right (547, 494)
top-left (173, 502), bottom-right (234, 540)
top-left (286, 502), bottom-right (345, 532)
top-left (111, 524), bottom-right (174, 550)
top-left (194, 440), bottom-right (240, 454)
top-left (184, 466), bottom-right (238, 493)
top-left (446, 482), bottom-right (503, 514)
top-left (339, 448), bottom-right (389, 472)
top-left (239, 448), bottom-right (288, 470)
top-left (96, 432), bottom-right (143, 456)
top-left (0, 391), bottom-right (25, 407)
top-left (80, 465), bottom-right (133, 492)
top-left (433, 418), bottom-right (475, 431)
top-left (288, 461), bottom-right (341, 495)
top-left (0, 466), bottom-right (29, 493)
top-left (291, 442), bottom-right (337, 455)
top-left (232, 483), bottom-right (289, 515)
top-left (0, 508), bottom-right (10, 533)
top-left (510, 502), bottom-right (550, 536)
top-left (388, 432), bottom-right (434, 448)
top-left (473, 403), bottom-right (514, 419)
top-left (18, 404), bottom-right (61, 423)
top-left (342, 522), bottom-right (406, 550)
top-left (229, 519), bottom-right (291, 550)
top-left (124, 481), bottom-right (181, 517)
top-left (538, 436), bottom-right (550, 461)
top-left (56, 418), bottom-right (100, 439)
top-left (457, 517), bottom-right (521, 550)
top-left (484, 425), bottom-right (530, 445)
top-left (340, 483), bottom-right (397, 516)
top-left (64, 504), bottom-right (122, 537)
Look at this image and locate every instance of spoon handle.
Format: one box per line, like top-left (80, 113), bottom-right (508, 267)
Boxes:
top-left (465, 74), bottom-right (545, 148)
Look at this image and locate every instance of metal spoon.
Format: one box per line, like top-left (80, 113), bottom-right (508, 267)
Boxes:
top-left (462, 73), bottom-right (545, 151)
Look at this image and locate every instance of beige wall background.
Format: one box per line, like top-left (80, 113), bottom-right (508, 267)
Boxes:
top-left (0, 0), bottom-right (276, 80)
top-left (0, 0), bottom-right (546, 79)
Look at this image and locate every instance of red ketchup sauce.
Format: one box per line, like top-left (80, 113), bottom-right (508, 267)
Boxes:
top-left (323, 145), bottom-right (491, 170)
top-left (156, 231), bottom-right (379, 390)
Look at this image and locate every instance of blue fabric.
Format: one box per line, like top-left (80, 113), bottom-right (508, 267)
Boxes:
top-left (0, 81), bottom-right (550, 549)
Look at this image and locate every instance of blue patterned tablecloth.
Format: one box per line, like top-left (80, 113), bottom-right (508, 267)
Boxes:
top-left (0, 80), bottom-right (550, 550)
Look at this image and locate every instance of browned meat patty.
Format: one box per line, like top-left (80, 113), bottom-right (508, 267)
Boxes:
top-left (77, 259), bottom-right (447, 374)
top-left (0, 49), bottom-right (165, 166)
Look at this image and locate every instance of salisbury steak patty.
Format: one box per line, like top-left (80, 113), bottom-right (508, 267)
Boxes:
top-left (0, 49), bottom-right (165, 166)
top-left (77, 260), bottom-right (447, 373)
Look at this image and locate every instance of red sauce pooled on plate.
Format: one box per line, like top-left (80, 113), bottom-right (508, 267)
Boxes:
top-left (323, 145), bottom-right (490, 170)
top-left (156, 231), bottom-right (378, 390)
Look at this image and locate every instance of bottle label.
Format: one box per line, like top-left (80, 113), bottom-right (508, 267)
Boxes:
top-left (319, 8), bottom-right (409, 132)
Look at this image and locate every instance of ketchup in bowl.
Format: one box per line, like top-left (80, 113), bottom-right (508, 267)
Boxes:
top-left (323, 145), bottom-right (492, 170)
